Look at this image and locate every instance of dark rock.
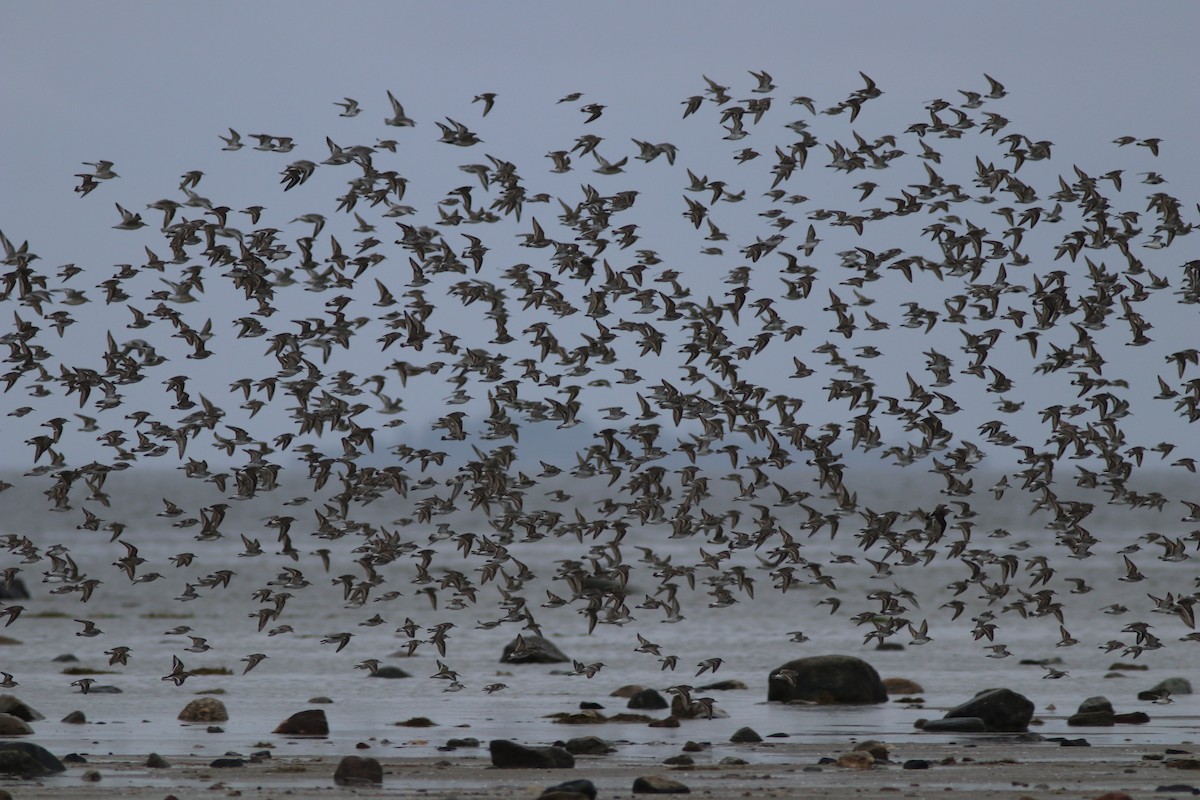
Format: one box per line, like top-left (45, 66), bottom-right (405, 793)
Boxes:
top-left (1059, 738), bottom-right (1091, 747)
top-left (681, 741), bottom-right (706, 752)
top-left (1166, 759), bottom-right (1200, 770)
top-left (611, 685), bottom-right (645, 698)
top-left (396, 716), bottom-right (436, 727)
top-left (1155, 785), bottom-right (1199, 794)
top-left (146, 753), bottom-right (170, 768)
top-left (0, 578), bottom-right (29, 600)
top-left (501, 635), bottom-right (569, 664)
top-left (837, 751), bottom-right (875, 769)
top-left (633, 775), bottom-right (691, 794)
top-left (542, 779), bottom-right (597, 800)
top-left (551, 709), bottom-right (606, 725)
top-left (730, 726), bottom-right (762, 743)
top-left (82, 769), bottom-right (101, 781)
top-left (875, 642), bottom-right (904, 651)
top-left (62, 753), bottom-right (87, 763)
top-left (0, 695), bottom-right (43, 721)
top-left (369, 666), bottom-right (410, 679)
top-left (884, 677), bottom-right (925, 695)
top-left (52, 654), bottom-right (79, 662)
top-left (89, 685), bottom-right (122, 693)
top-left (1107, 662), bottom-right (1147, 671)
top-left (579, 701), bottom-right (604, 710)
top-left (0, 713), bottom-right (32, 735)
top-left (628, 688), bottom-right (669, 710)
top-left (489, 739), bottom-right (574, 769)
top-left (206, 726), bottom-right (224, 733)
top-left (210, 758), bottom-right (244, 767)
top-left (648, 716), bottom-right (679, 728)
top-left (696, 680), bottom-right (746, 691)
top-left (61, 710), bottom-right (86, 724)
top-left (1147, 677), bottom-right (1193, 696)
top-left (944, 688), bottom-right (1034, 732)
top-left (178, 697), bottom-right (228, 722)
top-left (1078, 696), bottom-right (1113, 714)
top-left (563, 735), bottom-right (613, 755)
top-left (662, 754), bottom-right (693, 766)
top-left (445, 737), bottom-right (479, 749)
top-left (919, 716), bottom-right (987, 733)
top-left (1068, 710), bottom-right (1115, 726)
top-left (853, 740), bottom-right (892, 760)
top-left (719, 756), bottom-right (748, 765)
top-left (333, 755), bottom-right (382, 785)
top-left (1091, 793), bottom-right (1133, 800)
top-left (273, 709), bottom-right (328, 736)
top-left (308, 696), bottom-right (333, 703)
top-left (903, 759), bottom-right (931, 769)
top-left (0, 748), bottom-right (47, 778)
top-left (0, 742), bottom-right (65, 773)
top-left (1114, 711), bottom-right (1151, 724)
top-left (767, 655), bottom-right (887, 704)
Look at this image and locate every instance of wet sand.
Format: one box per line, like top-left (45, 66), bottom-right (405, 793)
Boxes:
top-left (8, 741), bottom-right (1200, 799)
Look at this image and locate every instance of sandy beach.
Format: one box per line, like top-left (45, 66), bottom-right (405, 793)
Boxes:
top-left (8, 739), bottom-right (1200, 799)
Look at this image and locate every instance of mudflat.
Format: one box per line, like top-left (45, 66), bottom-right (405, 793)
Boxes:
top-left (7, 741), bottom-right (1200, 799)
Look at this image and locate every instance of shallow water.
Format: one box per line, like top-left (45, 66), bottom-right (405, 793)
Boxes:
top-left (5, 472), bottom-right (1199, 758)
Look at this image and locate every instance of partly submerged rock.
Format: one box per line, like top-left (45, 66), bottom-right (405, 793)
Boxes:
top-left (501, 635), bottom-right (570, 664)
top-left (944, 688), bottom-right (1033, 732)
top-left (768, 655), bottom-right (887, 704)
top-left (0, 742), bottom-right (65, 774)
top-left (1139, 677), bottom-right (1193, 700)
top-left (918, 716), bottom-right (987, 733)
top-left (0, 714), bottom-right (32, 736)
top-left (178, 697), bottom-right (228, 723)
top-left (0, 696), bottom-right (43, 722)
top-left (333, 755), bottom-right (382, 785)
top-left (633, 774), bottom-right (691, 794)
top-left (627, 688), bottom-right (669, 710)
top-left (489, 739), bottom-right (574, 769)
top-left (541, 778), bottom-right (597, 800)
top-left (730, 726), bottom-right (762, 743)
top-left (273, 709), bottom-right (328, 736)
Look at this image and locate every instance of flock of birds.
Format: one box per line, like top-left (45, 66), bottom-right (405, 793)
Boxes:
top-left (2, 70), bottom-right (1200, 697)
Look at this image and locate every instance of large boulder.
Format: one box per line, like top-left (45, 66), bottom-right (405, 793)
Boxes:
top-left (0, 747), bottom-right (46, 778)
top-left (1139, 677), bottom-right (1192, 701)
top-left (0, 714), bottom-right (32, 735)
top-left (0, 742), bottom-right (64, 774)
top-left (944, 688), bottom-right (1033, 732)
top-left (333, 755), bottom-right (382, 785)
top-left (178, 698), bottom-right (228, 722)
top-left (0, 696), bottom-right (43, 721)
top-left (489, 739), bottom-right (575, 768)
top-left (633, 775), bottom-right (691, 794)
top-left (501, 636), bottom-right (570, 664)
top-left (627, 688), bottom-right (668, 710)
top-left (768, 655), bottom-right (888, 704)
top-left (542, 779), bottom-right (597, 800)
top-left (273, 709), bottom-right (328, 736)
top-left (0, 578), bottom-right (29, 600)
top-left (562, 735), bottom-right (613, 755)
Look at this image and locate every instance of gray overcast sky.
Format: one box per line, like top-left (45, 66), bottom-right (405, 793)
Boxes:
top-left (3, 1), bottom-right (1199, 472)
top-left (6, 1), bottom-right (1198, 244)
